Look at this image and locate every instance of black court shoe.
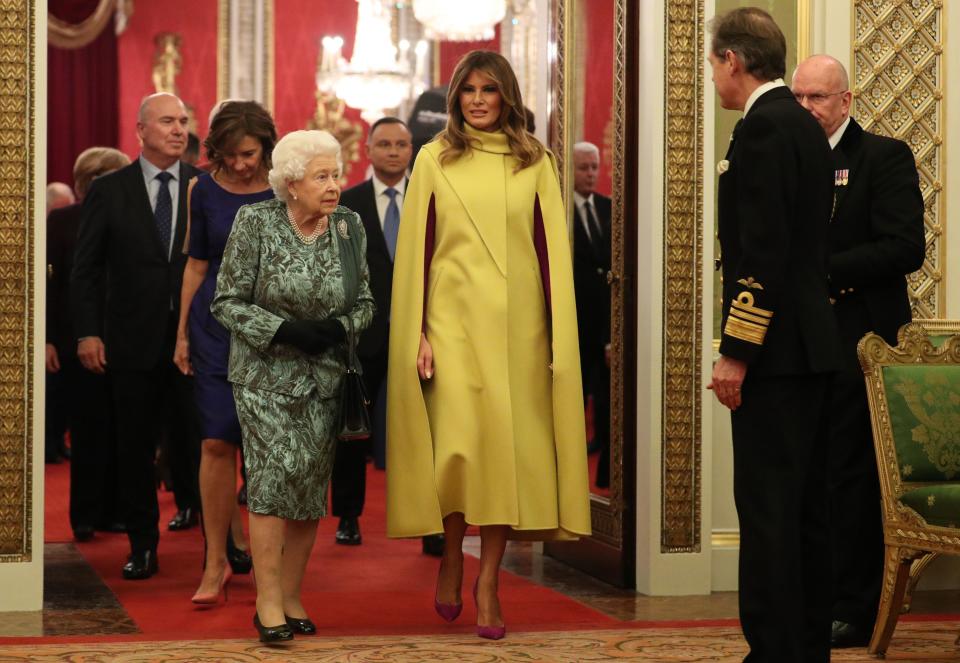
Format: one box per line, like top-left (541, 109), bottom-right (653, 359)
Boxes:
top-left (226, 534), bottom-right (253, 574)
top-left (253, 613), bottom-right (294, 643)
top-left (285, 614), bottom-right (317, 635)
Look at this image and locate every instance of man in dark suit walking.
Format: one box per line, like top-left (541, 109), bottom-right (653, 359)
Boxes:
top-left (793, 54), bottom-right (926, 649)
top-left (708, 8), bottom-right (842, 661)
top-left (571, 141), bottom-right (611, 488)
top-left (336, 116), bottom-right (443, 556)
top-left (72, 93), bottom-right (202, 580)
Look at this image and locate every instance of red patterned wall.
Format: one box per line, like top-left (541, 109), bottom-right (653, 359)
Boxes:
top-left (116, 2), bottom-right (218, 159)
top-left (438, 27), bottom-right (501, 84)
top-left (581, 0), bottom-right (614, 197)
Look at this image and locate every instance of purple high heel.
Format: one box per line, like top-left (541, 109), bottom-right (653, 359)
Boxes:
top-left (434, 599), bottom-right (463, 622)
top-left (473, 578), bottom-right (506, 640)
top-left (434, 558), bottom-right (463, 622)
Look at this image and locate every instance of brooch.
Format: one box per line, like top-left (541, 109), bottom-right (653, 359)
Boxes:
top-left (717, 159), bottom-right (730, 175)
top-left (337, 218), bottom-right (350, 240)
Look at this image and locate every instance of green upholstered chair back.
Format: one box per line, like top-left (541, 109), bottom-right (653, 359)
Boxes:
top-left (881, 364), bottom-right (960, 482)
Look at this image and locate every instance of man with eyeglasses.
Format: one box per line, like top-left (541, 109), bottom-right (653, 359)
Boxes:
top-left (335, 116), bottom-right (445, 557)
top-left (793, 54), bottom-right (925, 650)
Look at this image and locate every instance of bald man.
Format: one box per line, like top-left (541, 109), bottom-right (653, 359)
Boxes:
top-left (72, 93), bottom-right (203, 580)
top-left (793, 55), bottom-right (925, 648)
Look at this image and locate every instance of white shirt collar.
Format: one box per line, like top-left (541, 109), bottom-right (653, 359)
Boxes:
top-left (573, 191), bottom-right (594, 211)
top-left (743, 78), bottom-right (786, 117)
top-left (828, 116), bottom-right (852, 150)
top-left (372, 174), bottom-right (406, 198)
top-left (139, 154), bottom-right (179, 181)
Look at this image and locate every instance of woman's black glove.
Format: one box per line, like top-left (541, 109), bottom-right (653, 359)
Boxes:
top-left (272, 319), bottom-right (346, 355)
top-left (272, 320), bottom-right (327, 354)
top-left (312, 319), bottom-right (346, 346)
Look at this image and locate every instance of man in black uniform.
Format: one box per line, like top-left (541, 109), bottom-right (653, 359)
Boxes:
top-left (793, 54), bottom-right (925, 649)
top-left (336, 116), bottom-right (444, 556)
top-left (708, 8), bottom-right (841, 661)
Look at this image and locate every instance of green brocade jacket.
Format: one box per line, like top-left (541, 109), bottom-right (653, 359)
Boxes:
top-left (211, 198), bottom-right (375, 399)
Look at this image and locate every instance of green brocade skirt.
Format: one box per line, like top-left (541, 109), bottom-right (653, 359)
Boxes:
top-left (233, 384), bottom-right (337, 520)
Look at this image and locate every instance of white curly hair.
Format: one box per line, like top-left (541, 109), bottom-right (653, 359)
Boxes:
top-left (268, 130), bottom-right (343, 202)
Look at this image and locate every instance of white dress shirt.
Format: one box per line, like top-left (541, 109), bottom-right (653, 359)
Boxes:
top-left (828, 116), bottom-right (852, 150)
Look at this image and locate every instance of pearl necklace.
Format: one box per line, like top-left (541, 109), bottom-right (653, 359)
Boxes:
top-left (286, 205), bottom-right (325, 244)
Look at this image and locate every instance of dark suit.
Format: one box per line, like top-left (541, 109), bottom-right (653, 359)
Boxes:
top-left (717, 86), bottom-right (841, 662)
top-left (826, 117), bottom-right (925, 630)
top-left (46, 203), bottom-right (119, 530)
top-left (71, 159), bottom-right (202, 554)
top-left (573, 193), bottom-right (611, 487)
top-left (333, 178), bottom-right (398, 515)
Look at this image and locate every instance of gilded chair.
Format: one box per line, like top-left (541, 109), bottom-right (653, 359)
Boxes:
top-left (858, 321), bottom-right (960, 657)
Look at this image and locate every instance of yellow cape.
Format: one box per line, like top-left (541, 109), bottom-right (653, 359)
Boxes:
top-left (386, 128), bottom-right (591, 540)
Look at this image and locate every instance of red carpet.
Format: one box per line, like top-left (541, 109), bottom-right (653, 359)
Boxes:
top-left (41, 459), bottom-right (618, 642)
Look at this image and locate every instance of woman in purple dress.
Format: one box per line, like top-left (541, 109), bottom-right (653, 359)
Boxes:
top-left (174, 101), bottom-right (276, 604)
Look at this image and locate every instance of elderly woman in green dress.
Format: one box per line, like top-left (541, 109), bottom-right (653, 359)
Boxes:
top-left (212, 129), bottom-right (374, 643)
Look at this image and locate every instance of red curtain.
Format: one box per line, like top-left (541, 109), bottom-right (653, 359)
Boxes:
top-left (47, 0), bottom-right (119, 188)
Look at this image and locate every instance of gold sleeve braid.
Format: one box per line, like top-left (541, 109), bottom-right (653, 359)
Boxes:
top-left (724, 290), bottom-right (772, 345)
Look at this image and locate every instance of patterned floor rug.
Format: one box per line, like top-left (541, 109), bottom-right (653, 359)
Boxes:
top-left (0, 622), bottom-right (957, 662)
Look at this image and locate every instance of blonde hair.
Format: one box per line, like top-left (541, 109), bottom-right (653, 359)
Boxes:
top-left (73, 147), bottom-right (131, 199)
top-left (438, 50), bottom-right (544, 171)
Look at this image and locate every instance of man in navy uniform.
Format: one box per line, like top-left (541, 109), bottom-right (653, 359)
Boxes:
top-left (708, 8), bottom-right (841, 661)
top-left (793, 54), bottom-right (925, 649)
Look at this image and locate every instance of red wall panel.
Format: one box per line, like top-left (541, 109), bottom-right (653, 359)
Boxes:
top-left (117, 2), bottom-right (218, 160)
top-left (581, 0), bottom-right (614, 197)
top-left (438, 26), bottom-right (501, 85)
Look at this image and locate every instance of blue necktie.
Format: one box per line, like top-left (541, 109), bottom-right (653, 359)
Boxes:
top-left (383, 187), bottom-right (400, 261)
top-left (154, 171), bottom-right (174, 259)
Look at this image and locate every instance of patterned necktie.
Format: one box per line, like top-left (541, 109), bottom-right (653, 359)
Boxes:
top-left (154, 171), bottom-right (174, 259)
top-left (383, 187), bottom-right (400, 261)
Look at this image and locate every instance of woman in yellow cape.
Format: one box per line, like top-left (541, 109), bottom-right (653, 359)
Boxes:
top-left (386, 51), bottom-right (591, 639)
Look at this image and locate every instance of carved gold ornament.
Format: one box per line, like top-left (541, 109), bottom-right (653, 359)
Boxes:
top-left (307, 91), bottom-right (363, 186)
top-left (1, 0), bottom-right (35, 563)
top-left (661, 0), bottom-right (704, 553)
top-left (853, 0), bottom-right (943, 318)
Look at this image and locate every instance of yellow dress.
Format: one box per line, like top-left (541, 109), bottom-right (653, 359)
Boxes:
top-left (386, 125), bottom-right (591, 540)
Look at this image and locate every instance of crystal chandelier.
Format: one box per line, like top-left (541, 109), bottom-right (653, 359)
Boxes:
top-left (412, 0), bottom-right (506, 41)
top-left (318, 0), bottom-right (427, 124)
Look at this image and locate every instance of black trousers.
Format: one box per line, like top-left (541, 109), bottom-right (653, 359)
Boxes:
top-left (47, 354), bottom-right (120, 529)
top-left (829, 299), bottom-right (885, 628)
top-left (111, 318), bottom-right (200, 553)
top-left (732, 373), bottom-right (833, 663)
top-left (330, 349), bottom-right (386, 519)
top-left (581, 349), bottom-right (610, 488)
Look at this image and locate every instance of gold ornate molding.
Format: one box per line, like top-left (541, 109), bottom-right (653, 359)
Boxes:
top-left (852, 0), bottom-right (944, 318)
top-left (0, 0), bottom-right (35, 563)
top-left (48, 0), bottom-right (114, 49)
top-left (306, 91), bottom-right (363, 184)
top-left (152, 33), bottom-right (182, 95)
top-left (661, 0), bottom-right (704, 553)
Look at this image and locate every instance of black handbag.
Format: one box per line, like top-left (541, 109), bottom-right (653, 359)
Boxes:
top-left (337, 317), bottom-right (371, 441)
